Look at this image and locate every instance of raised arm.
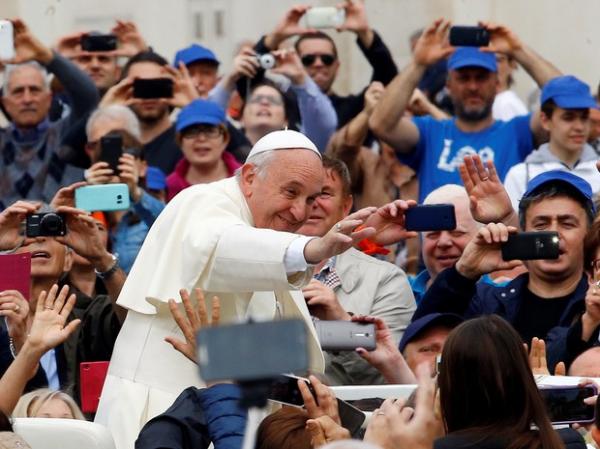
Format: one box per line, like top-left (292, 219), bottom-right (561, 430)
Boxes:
top-left (369, 19), bottom-right (453, 153)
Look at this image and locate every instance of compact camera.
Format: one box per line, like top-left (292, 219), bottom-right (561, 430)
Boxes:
top-left (255, 53), bottom-right (276, 70)
top-left (26, 213), bottom-right (67, 237)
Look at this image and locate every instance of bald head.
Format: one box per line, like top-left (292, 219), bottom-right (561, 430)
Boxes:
top-left (568, 347), bottom-right (600, 377)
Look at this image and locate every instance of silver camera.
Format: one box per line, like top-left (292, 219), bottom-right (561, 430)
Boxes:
top-left (255, 53), bottom-right (276, 70)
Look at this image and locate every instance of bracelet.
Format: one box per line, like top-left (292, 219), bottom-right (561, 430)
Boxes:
top-left (9, 337), bottom-right (17, 359)
top-left (95, 253), bottom-right (119, 279)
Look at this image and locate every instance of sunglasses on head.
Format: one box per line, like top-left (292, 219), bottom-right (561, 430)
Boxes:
top-left (301, 53), bottom-right (336, 67)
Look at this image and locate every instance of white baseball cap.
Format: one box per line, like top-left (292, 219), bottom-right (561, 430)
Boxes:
top-left (247, 130), bottom-right (321, 159)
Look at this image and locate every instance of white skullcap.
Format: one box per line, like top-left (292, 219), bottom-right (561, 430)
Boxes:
top-left (247, 130), bottom-right (321, 159)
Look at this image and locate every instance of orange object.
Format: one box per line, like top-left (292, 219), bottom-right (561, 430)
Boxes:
top-left (354, 225), bottom-right (390, 256)
top-left (91, 211), bottom-right (108, 229)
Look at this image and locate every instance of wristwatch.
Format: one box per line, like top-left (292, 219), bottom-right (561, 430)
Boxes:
top-left (95, 253), bottom-right (120, 279)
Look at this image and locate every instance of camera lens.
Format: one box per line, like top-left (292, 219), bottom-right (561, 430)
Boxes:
top-left (259, 54), bottom-right (276, 70)
top-left (40, 213), bottom-right (62, 234)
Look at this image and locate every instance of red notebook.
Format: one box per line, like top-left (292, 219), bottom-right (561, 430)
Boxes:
top-left (0, 253), bottom-right (31, 300)
top-left (80, 361), bottom-right (110, 413)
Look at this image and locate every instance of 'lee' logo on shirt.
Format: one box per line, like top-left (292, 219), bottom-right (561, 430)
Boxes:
top-left (437, 139), bottom-right (495, 172)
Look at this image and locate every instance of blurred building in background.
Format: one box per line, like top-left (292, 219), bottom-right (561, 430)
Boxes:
top-left (1, 0), bottom-right (598, 102)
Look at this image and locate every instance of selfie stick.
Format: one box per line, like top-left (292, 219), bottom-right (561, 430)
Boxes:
top-left (239, 380), bottom-right (273, 449)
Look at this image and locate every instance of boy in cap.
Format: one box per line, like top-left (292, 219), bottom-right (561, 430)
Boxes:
top-left (504, 75), bottom-right (600, 209)
top-left (167, 99), bottom-right (240, 201)
top-left (370, 19), bottom-right (561, 201)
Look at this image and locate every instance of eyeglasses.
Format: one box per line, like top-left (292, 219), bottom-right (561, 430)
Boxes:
top-left (181, 125), bottom-right (223, 140)
top-left (300, 53), bottom-right (336, 67)
top-left (248, 94), bottom-right (283, 106)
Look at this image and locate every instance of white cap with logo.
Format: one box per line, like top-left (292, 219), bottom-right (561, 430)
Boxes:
top-left (247, 130), bottom-right (321, 159)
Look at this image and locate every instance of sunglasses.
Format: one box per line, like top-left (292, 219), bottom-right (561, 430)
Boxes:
top-left (301, 54), bottom-right (336, 67)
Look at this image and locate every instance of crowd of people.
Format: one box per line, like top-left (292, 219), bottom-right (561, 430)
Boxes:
top-left (0, 2), bottom-right (600, 449)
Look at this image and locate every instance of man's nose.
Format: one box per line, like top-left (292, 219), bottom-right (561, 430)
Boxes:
top-left (290, 200), bottom-right (308, 223)
top-left (436, 231), bottom-right (453, 247)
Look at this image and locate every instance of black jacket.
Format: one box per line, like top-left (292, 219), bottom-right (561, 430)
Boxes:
top-left (434, 428), bottom-right (586, 449)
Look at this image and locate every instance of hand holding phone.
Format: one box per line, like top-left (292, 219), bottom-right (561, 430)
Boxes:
top-left (405, 204), bottom-right (456, 232)
top-left (0, 253), bottom-right (31, 300)
top-left (80, 34), bottom-right (118, 52)
top-left (75, 184), bottom-right (130, 212)
top-left (304, 7), bottom-right (345, 29)
top-left (99, 132), bottom-right (123, 172)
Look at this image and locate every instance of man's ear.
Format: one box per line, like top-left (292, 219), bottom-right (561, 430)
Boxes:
top-left (540, 110), bottom-right (552, 132)
top-left (239, 163), bottom-right (256, 198)
top-left (343, 194), bottom-right (353, 216)
top-left (63, 247), bottom-right (73, 273)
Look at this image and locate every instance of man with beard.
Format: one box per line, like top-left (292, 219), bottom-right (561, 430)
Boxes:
top-left (118, 52), bottom-right (183, 174)
top-left (370, 20), bottom-right (561, 201)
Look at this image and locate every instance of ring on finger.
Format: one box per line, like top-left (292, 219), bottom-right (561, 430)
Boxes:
top-left (335, 223), bottom-right (342, 232)
top-left (14, 305), bottom-right (19, 313)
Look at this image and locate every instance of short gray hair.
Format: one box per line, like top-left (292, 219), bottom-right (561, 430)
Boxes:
top-left (2, 61), bottom-right (50, 96)
top-left (234, 150), bottom-right (278, 182)
top-left (86, 105), bottom-right (141, 141)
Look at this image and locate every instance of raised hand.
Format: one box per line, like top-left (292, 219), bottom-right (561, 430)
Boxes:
top-left (299, 374), bottom-right (341, 425)
top-left (459, 155), bottom-right (516, 225)
top-left (306, 415), bottom-right (351, 448)
top-left (163, 63), bottom-right (199, 107)
top-left (84, 161), bottom-right (116, 184)
top-left (54, 206), bottom-right (109, 264)
top-left (412, 19), bottom-right (454, 67)
top-left (302, 279), bottom-right (350, 321)
top-left (270, 48), bottom-right (307, 85)
top-left (54, 31), bottom-right (85, 58)
top-left (353, 315), bottom-right (416, 384)
top-left (0, 200), bottom-right (40, 251)
top-left (336, 0), bottom-right (369, 35)
top-left (0, 290), bottom-right (30, 352)
top-left (479, 21), bottom-right (523, 56)
top-left (9, 19), bottom-right (53, 64)
top-left (49, 181), bottom-right (87, 209)
top-left (165, 288), bottom-right (221, 364)
top-left (111, 20), bottom-right (148, 57)
top-left (362, 199), bottom-right (419, 247)
top-left (363, 81), bottom-right (384, 115)
top-left (455, 223), bottom-right (522, 280)
top-left (527, 337), bottom-right (566, 376)
top-left (99, 76), bottom-right (135, 108)
top-left (266, 5), bottom-right (315, 49)
top-left (27, 285), bottom-right (80, 355)
top-left (117, 153), bottom-right (142, 202)
top-left (303, 207), bottom-right (377, 264)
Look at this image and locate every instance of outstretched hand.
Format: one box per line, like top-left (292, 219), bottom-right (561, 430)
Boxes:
top-left (27, 285), bottom-right (80, 356)
top-left (527, 337), bottom-right (566, 376)
top-left (412, 19), bottom-right (454, 67)
top-left (459, 155), bottom-right (516, 226)
top-left (165, 288), bottom-right (221, 364)
top-left (362, 200), bottom-right (419, 246)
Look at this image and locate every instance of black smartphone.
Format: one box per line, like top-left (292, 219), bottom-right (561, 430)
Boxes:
top-left (405, 204), bottom-right (456, 232)
top-left (268, 374), bottom-right (365, 436)
top-left (80, 34), bottom-right (118, 52)
top-left (449, 26), bottom-right (490, 47)
top-left (501, 231), bottom-right (560, 261)
top-left (26, 213), bottom-right (67, 237)
top-left (99, 132), bottom-right (123, 172)
top-left (133, 78), bottom-right (174, 99)
top-left (539, 385), bottom-right (597, 425)
top-left (197, 319), bottom-right (308, 382)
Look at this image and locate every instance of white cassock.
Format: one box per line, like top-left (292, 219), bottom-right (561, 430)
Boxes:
top-left (95, 177), bottom-right (324, 449)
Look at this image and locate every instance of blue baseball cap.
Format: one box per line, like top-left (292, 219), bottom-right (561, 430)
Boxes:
top-left (145, 166), bottom-right (166, 190)
top-left (173, 44), bottom-right (219, 67)
top-left (447, 47), bottom-right (497, 73)
top-left (399, 313), bottom-right (463, 353)
top-left (176, 99), bottom-right (226, 132)
top-left (521, 170), bottom-right (595, 213)
top-left (540, 75), bottom-right (598, 109)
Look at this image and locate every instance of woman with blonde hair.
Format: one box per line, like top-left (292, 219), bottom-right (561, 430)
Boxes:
top-left (12, 389), bottom-right (85, 420)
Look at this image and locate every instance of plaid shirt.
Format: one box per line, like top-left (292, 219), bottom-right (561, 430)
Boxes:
top-left (314, 256), bottom-right (342, 290)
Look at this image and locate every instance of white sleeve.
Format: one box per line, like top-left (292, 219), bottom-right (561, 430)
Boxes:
top-left (284, 235), bottom-right (317, 274)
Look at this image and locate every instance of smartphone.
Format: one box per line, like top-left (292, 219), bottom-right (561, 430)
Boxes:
top-left (75, 184), bottom-right (130, 212)
top-left (0, 253), bottom-right (31, 300)
top-left (404, 204), bottom-right (456, 232)
top-left (268, 374), bottom-right (365, 435)
top-left (501, 231), bottom-right (560, 261)
top-left (80, 34), bottom-right (117, 52)
top-left (0, 20), bottom-right (15, 60)
top-left (304, 7), bottom-right (345, 29)
top-left (80, 361), bottom-right (110, 413)
top-left (314, 321), bottom-right (376, 352)
top-left (99, 132), bottom-right (123, 172)
top-left (133, 78), bottom-right (174, 99)
top-left (26, 213), bottom-right (66, 237)
top-left (197, 319), bottom-right (308, 382)
top-left (539, 385), bottom-right (597, 425)
top-left (449, 26), bottom-right (490, 47)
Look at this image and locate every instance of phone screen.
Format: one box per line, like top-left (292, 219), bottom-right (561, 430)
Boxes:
top-left (268, 374), bottom-right (313, 406)
top-left (100, 133), bottom-right (123, 172)
top-left (133, 78), bottom-right (174, 99)
top-left (539, 386), bottom-right (596, 424)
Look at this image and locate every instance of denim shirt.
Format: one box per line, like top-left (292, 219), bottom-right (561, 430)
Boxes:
top-left (111, 190), bottom-right (165, 273)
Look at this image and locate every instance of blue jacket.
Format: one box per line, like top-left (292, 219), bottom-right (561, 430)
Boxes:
top-left (414, 266), bottom-right (598, 368)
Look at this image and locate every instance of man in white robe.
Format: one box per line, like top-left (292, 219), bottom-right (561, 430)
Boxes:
top-left (94, 130), bottom-right (377, 449)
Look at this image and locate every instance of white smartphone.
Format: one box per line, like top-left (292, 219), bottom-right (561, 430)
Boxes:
top-left (0, 20), bottom-right (15, 61)
top-left (304, 7), bottom-right (345, 29)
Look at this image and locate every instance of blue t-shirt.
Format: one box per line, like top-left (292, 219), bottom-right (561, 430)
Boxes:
top-left (400, 115), bottom-right (534, 201)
